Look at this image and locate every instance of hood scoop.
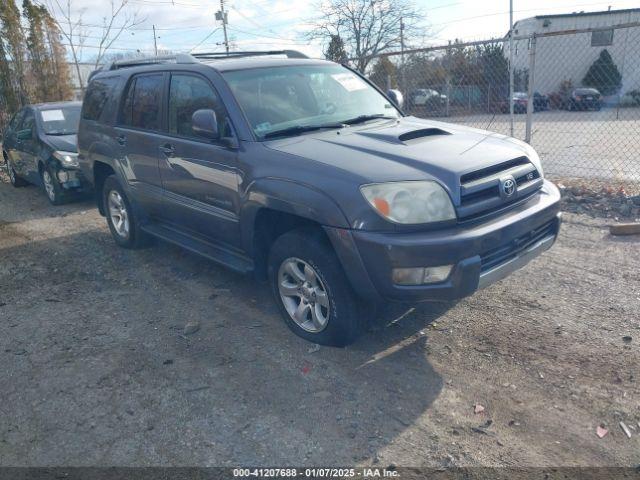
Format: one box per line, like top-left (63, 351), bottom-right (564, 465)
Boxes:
top-left (398, 128), bottom-right (451, 143)
top-left (355, 127), bottom-right (451, 146)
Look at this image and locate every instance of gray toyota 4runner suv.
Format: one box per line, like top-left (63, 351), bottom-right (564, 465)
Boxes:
top-left (78, 51), bottom-right (561, 346)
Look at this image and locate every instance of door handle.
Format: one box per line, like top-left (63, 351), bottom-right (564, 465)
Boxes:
top-left (159, 143), bottom-right (175, 157)
top-left (116, 134), bottom-right (127, 146)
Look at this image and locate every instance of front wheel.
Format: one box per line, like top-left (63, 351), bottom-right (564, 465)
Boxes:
top-left (41, 164), bottom-right (66, 205)
top-left (268, 228), bottom-right (363, 347)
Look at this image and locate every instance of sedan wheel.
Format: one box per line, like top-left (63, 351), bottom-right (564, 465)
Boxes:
top-left (107, 190), bottom-right (130, 239)
top-left (8, 162), bottom-right (16, 184)
top-left (42, 170), bottom-right (56, 202)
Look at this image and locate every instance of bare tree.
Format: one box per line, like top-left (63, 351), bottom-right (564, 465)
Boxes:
top-left (310, 0), bottom-right (423, 72)
top-left (45, 0), bottom-right (144, 93)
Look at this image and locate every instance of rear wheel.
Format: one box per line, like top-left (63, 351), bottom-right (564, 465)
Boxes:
top-left (5, 156), bottom-right (28, 187)
top-left (268, 228), bottom-right (363, 347)
top-left (102, 175), bottom-right (151, 249)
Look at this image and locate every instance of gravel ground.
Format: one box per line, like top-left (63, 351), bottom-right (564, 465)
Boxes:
top-left (0, 176), bottom-right (639, 468)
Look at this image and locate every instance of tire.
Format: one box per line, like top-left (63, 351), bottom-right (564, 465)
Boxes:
top-left (102, 175), bottom-right (151, 249)
top-left (41, 164), bottom-right (66, 205)
top-left (5, 155), bottom-right (28, 187)
top-left (268, 228), bottom-right (363, 347)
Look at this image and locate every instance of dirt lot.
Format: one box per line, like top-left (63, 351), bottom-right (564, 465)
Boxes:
top-left (0, 176), bottom-right (639, 468)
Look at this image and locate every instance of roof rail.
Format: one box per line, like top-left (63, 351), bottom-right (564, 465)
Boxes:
top-left (107, 53), bottom-right (197, 71)
top-left (191, 50), bottom-right (308, 60)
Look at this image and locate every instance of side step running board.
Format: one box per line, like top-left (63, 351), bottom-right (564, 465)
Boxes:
top-left (141, 223), bottom-right (254, 274)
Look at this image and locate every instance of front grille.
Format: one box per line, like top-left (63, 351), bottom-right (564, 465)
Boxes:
top-left (480, 219), bottom-right (556, 272)
top-left (458, 156), bottom-right (543, 220)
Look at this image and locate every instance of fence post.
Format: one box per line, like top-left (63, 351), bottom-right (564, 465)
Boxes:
top-left (525, 35), bottom-right (537, 144)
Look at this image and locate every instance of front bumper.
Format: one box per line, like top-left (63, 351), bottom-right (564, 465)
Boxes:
top-left (54, 165), bottom-right (91, 191)
top-left (327, 180), bottom-right (561, 302)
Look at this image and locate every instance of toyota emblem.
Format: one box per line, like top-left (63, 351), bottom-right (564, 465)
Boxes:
top-left (501, 177), bottom-right (516, 198)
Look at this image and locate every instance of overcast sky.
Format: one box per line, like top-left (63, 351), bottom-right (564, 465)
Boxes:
top-left (43, 0), bottom-right (640, 61)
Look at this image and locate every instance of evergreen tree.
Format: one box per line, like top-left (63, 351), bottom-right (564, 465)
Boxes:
top-left (583, 49), bottom-right (622, 96)
top-left (42, 8), bottom-right (73, 101)
top-left (370, 55), bottom-right (398, 90)
top-left (23, 0), bottom-right (49, 102)
top-left (324, 35), bottom-right (348, 63)
top-left (0, 0), bottom-right (30, 104)
top-left (0, 35), bottom-right (18, 115)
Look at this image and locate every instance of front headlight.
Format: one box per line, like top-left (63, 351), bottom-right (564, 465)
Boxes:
top-left (360, 181), bottom-right (456, 224)
top-left (53, 150), bottom-right (79, 168)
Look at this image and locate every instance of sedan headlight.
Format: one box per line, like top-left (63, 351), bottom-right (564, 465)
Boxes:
top-left (360, 181), bottom-right (456, 224)
top-left (53, 150), bottom-right (79, 168)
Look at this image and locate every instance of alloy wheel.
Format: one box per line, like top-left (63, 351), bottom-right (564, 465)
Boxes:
top-left (7, 162), bottom-right (16, 184)
top-left (42, 170), bottom-right (56, 201)
top-left (108, 190), bottom-right (130, 238)
top-left (278, 257), bottom-right (330, 333)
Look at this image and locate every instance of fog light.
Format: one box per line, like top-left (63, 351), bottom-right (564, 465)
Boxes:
top-left (392, 265), bottom-right (453, 285)
top-left (57, 170), bottom-right (69, 182)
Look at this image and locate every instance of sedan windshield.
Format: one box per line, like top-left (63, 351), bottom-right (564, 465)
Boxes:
top-left (222, 64), bottom-right (401, 140)
top-left (38, 106), bottom-right (81, 135)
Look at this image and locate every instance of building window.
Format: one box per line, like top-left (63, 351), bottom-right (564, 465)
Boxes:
top-left (591, 29), bottom-right (613, 47)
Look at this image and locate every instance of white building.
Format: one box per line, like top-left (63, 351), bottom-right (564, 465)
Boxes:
top-left (509, 8), bottom-right (640, 97)
top-left (67, 62), bottom-right (98, 100)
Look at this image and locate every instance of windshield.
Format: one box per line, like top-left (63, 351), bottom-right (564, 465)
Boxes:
top-left (38, 105), bottom-right (81, 135)
top-left (222, 64), bottom-right (401, 139)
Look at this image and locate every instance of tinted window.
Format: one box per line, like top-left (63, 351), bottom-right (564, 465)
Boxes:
top-left (591, 29), bottom-right (613, 47)
top-left (120, 74), bottom-right (163, 131)
top-left (21, 111), bottom-right (35, 133)
top-left (168, 74), bottom-right (229, 139)
top-left (83, 77), bottom-right (119, 122)
top-left (9, 110), bottom-right (25, 130)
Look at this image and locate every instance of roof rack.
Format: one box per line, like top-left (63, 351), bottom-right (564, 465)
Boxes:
top-left (191, 50), bottom-right (308, 60)
top-left (107, 53), bottom-right (197, 71)
top-left (102, 50), bottom-right (308, 73)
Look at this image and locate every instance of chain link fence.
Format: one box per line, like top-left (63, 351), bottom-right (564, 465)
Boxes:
top-left (366, 22), bottom-right (640, 185)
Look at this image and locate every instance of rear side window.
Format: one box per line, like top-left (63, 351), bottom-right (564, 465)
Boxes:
top-left (83, 77), bottom-right (119, 122)
top-left (120, 74), bottom-right (163, 131)
top-left (9, 110), bottom-right (25, 130)
top-left (21, 110), bottom-right (35, 133)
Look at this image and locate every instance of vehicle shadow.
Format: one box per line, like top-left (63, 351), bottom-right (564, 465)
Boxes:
top-left (0, 178), bottom-right (94, 224)
top-left (0, 222), bottom-right (451, 466)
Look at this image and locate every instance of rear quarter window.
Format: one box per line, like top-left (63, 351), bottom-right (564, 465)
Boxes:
top-left (82, 77), bottom-right (119, 122)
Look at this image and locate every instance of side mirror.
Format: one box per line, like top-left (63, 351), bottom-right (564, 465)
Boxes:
top-left (386, 89), bottom-right (404, 109)
top-left (191, 109), bottom-right (219, 140)
top-left (17, 129), bottom-right (32, 141)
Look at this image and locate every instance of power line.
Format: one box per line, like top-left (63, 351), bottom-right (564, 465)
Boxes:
top-left (189, 28), bottom-right (221, 52)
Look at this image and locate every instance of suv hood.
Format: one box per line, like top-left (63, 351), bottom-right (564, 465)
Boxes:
top-left (265, 116), bottom-right (540, 204)
top-left (45, 134), bottom-right (78, 153)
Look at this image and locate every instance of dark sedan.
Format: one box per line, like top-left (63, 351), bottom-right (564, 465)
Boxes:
top-left (2, 101), bottom-right (90, 204)
top-left (564, 88), bottom-right (602, 111)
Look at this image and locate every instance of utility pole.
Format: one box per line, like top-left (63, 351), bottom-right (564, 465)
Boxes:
top-left (400, 17), bottom-right (406, 95)
top-left (216, 0), bottom-right (229, 53)
top-left (508, 0), bottom-right (514, 137)
top-left (153, 24), bottom-right (158, 57)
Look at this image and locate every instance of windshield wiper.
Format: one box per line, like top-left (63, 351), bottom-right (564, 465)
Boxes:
top-left (340, 114), bottom-right (396, 125)
top-left (263, 123), bottom-right (345, 139)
